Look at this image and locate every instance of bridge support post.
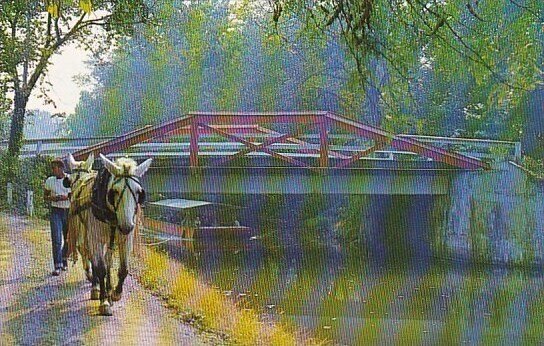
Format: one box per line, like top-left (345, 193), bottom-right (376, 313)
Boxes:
top-left (319, 120), bottom-right (329, 169)
top-left (189, 120), bottom-right (199, 168)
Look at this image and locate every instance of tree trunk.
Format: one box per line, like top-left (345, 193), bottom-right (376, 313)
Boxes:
top-left (8, 90), bottom-right (28, 157)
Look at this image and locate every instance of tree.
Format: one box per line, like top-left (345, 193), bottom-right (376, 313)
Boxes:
top-left (269, 0), bottom-right (543, 136)
top-left (0, 0), bottom-right (156, 157)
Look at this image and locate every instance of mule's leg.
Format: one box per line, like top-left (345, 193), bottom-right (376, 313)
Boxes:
top-left (93, 261), bottom-right (112, 316)
top-left (78, 219), bottom-right (93, 283)
top-left (84, 211), bottom-right (111, 314)
top-left (90, 265), bottom-right (100, 300)
top-left (84, 214), bottom-right (100, 299)
top-left (112, 234), bottom-right (130, 302)
top-left (89, 253), bottom-right (99, 299)
top-left (111, 263), bottom-right (128, 302)
top-left (79, 245), bottom-right (93, 282)
top-left (105, 248), bottom-right (113, 304)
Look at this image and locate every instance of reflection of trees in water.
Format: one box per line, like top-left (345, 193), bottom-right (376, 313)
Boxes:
top-left (336, 195), bottom-right (438, 263)
top-left (298, 195), bottom-right (324, 246)
top-left (336, 195), bottom-right (370, 245)
top-left (254, 194), bottom-right (284, 250)
top-left (155, 191), bottom-right (544, 343)
top-left (152, 191), bottom-right (544, 266)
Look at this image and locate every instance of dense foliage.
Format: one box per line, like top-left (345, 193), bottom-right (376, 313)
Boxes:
top-left (0, 0), bottom-right (157, 156)
top-left (272, 0), bottom-right (543, 137)
top-left (66, 1), bottom-right (544, 143)
top-left (68, 1), bottom-right (364, 135)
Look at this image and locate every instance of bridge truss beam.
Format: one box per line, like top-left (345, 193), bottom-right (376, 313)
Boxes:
top-left (71, 111), bottom-right (490, 170)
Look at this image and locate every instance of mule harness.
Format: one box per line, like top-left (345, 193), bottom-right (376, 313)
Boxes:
top-left (92, 173), bottom-right (145, 250)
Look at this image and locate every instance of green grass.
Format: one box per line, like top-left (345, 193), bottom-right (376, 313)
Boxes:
top-left (135, 247), bottom-right (324, 344)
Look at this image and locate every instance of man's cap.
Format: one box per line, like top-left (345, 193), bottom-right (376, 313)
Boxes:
top-left (51, 158), bottom-right (65, 168)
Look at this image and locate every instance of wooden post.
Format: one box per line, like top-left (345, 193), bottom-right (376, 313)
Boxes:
top-left (26, 190), bottom-right (34, 217)
top-left (514, 142), bottom-right (522, 161)
top-left (36, 140), bottom-right (42, 157)
top-left (6, 183), bottom-right (12, 206)
top-left (189, 120), bottom-right (199, 168)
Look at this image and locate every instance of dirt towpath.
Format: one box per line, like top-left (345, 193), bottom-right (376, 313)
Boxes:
top-left (0, 213), bottom-right (219, 345)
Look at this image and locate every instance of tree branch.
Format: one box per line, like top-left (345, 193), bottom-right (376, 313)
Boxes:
top-left (25, 12), bottom-right (87, 97)
top-left (79, 14), bottom-right (114, 28)
top-left (45, 13), bottom-right (52, 48)
top-left (54, 17), bottom-right (62, 43)
top-left (412, 0), bottom-right (527, 91)
top-left (466, 2), bottom-right (485, 22)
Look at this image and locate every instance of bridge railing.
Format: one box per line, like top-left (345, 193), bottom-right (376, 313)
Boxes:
top-left (3, 138), bottom-right (502, 169)
top-left (1, 134), bottom-right (520, 163)
top-left (396, 135), bottom-right (521, 161)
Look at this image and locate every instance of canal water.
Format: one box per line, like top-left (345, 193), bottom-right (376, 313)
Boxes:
top-left (145, 194), bottom-right (544, 344)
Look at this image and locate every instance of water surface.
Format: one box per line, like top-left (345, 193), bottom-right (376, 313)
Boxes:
top-left (146, 194), bottom-right (544, 344)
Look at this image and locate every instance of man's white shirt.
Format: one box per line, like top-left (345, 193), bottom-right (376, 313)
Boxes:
top-left (45, 175), bottom-right (71, 209)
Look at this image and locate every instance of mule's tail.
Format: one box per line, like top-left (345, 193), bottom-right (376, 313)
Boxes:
top-left (66, 174), bottom-right (96, 263)
top-left (66, 214), bottom-right (79, 263)
top-left (133, 205), bottom-right (143, 256)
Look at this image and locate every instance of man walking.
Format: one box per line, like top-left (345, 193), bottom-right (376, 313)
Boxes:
top-left (44, 158), bottom-right (71, 276)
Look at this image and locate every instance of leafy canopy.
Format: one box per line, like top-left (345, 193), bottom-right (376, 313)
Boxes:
top-left (0, 0), bottom-right (155, 103)
top-left (270, 0), bottom-right (543, 136)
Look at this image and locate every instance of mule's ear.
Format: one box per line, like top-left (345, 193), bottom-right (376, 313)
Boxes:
top-left (67, 154), bottom-right (78, 170)
top-left (83, 153), bottom-right (95, 171)
top-left (134, 158), bottom-right (153, 177)
top-left (100, 154), bottom-right (119, 174)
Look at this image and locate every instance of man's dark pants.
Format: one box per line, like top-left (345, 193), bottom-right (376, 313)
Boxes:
top-left (50, 207), bottom-right (69, 269)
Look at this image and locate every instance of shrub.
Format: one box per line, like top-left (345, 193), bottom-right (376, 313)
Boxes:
top-left (521, 155), bottom-right (544, 179)
top-left (194, 289), bottom-right (230, 330)
top-left (268, 325), bottom-right (297, 346)
top-left (0, 153), bottom-right (53, 218)
top-left (231, 309), bottom-right (260, 345)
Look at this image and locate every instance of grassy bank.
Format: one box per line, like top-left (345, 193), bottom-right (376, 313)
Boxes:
top-left (132, 247), bottom-right (328, 345)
